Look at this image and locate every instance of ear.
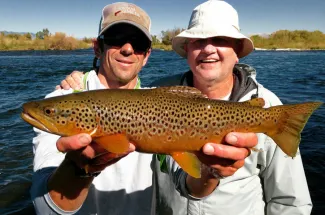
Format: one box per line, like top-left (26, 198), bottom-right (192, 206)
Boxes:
top-left (235, 39), bottom-right (243, 58)
top-left (183, 42), bottom-right (188, 52)
top-left (142, 48), bottom-right (151, 66)
top-left (183, 42), bottom-right (190, 59)
top-left (235, 40), bottom-right (242, 63)
top-left (92, 38), bottom-right (101, 58)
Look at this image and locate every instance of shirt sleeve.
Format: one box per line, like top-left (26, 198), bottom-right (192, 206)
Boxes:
top-left (259, 89), bottom-right (312, 215)
top-left (163, 155), bottom-right (204, 201)
top-left (259, 137), bottom-right (312, 215)
top-left (31, 128), bottom-right (82, 215)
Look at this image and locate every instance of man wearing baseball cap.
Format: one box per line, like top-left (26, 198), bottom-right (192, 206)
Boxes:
top-left (31, 2), bottom-right (258, 214)
top-left (152, 1), bottom-right (312, 214)
top-left (30, 2), bottom-right (154, 214)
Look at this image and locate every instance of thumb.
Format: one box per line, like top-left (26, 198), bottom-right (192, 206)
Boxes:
top-left (202, 143), bottom-right (215, 155)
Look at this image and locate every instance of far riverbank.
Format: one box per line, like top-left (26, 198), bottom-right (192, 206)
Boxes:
top-left (255, 48), bottom-right (325, 51)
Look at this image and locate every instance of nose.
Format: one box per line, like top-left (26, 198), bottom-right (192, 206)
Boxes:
top-left (120, 42), bottom-right (134, 56)
top-left (202, 40), bottom-right (217, 55)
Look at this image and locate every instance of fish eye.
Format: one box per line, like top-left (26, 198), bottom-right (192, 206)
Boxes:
top-left (44, 107), bottom-right (56, 116)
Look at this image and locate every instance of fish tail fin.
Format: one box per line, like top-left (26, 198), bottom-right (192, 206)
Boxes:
top-left (266, 102), bottom-right (322, 157)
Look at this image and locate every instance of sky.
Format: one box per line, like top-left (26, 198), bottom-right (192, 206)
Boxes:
top-left (0, 0), bottom-right (324, 38)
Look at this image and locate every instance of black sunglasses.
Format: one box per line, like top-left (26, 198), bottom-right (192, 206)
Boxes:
top-left (101, 34), bottom-right (151, 53)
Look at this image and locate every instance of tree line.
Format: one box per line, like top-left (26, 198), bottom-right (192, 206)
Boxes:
top-left (1, 28), bottom-right (325, 51)
top-left (0, 28), bottom-right (92, 51)
top-left (251, 30), bottom-right (325, 49)
top-left (157, 28), bottom-right (325, 50)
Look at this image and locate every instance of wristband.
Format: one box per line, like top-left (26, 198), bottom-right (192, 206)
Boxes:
top-left (70, 160), bottom-right (101, 178)
top-left (75, 167), bottom-right (101, 178)
top-left (201, 163), bottom-right (224, 179)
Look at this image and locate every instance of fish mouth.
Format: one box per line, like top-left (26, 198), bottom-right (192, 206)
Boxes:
top-left (21, 102), bottom-right (58, 133)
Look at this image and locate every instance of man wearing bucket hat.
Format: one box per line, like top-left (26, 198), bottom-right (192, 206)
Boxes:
top-left (151, 0), bottom-right (312, 214)
top-left (31, 1), bottom-right (258, 215)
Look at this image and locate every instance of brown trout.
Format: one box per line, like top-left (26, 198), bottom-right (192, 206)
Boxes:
top-left (21, 86), bottom-right (322, 178)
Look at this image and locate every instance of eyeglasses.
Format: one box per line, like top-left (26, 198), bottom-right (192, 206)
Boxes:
top-left (101, 34), bottom-right (151, 53)
top-left (187, 37), bottom-right (235, 49)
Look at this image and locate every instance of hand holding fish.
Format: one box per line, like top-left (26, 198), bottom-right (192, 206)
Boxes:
top-left (45, 133), bottom-right (135, 211)
top-left (201, 132), bottom-right (256, 176)
top-left (56, 133), bottom-right (135, 174)
top-left (44, 133), bottom-right (134, 212)
top-left (186, 132), bottom-right (257, 198)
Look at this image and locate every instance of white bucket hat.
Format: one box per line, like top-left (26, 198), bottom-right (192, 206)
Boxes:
top-left (172, 0), bottom-right (254, 58)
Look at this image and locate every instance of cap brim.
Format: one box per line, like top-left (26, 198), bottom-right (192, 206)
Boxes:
top-left (99, 21), bottom-right (152, 42)
top-left (172, 26), bottom-right (254, 58)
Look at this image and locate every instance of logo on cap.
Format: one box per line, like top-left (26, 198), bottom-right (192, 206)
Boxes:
top-left (116, 6), bottom-right (140, 17)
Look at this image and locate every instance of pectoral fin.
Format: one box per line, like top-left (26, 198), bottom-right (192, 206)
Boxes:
top-left (171, 152), bottom-right (201, 178)
top-left (93, 134), bottom-right (129, 153)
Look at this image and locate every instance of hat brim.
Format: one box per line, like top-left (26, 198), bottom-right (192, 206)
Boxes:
top-left (172, 25), bottom-right (254, 58)
top-left (99, 21), bottom-right (152, 42)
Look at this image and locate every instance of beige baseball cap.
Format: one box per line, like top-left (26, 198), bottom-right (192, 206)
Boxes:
top-left (98, 2), bottom-right (152, 41)
top-left (172, 0), bottom-right (254, 58)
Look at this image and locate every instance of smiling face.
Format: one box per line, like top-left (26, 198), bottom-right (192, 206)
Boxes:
top-left (98, 24), bottom-right (151, 88)
top-left (185, 37), bottom-right (240, 86)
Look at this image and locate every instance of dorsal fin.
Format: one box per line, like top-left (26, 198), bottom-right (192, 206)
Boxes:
top-left (242, 98), bottom-right (265, 107)
top-left (153, 86), bottom-right (208, 99)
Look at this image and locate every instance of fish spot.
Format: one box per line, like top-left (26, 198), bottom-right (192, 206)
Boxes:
top-left (190, 131), bottom-right (196, 137)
